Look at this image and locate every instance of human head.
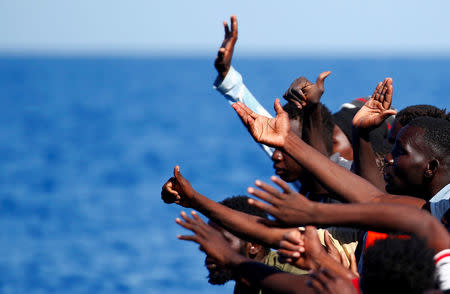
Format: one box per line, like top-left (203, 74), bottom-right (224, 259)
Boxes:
top-left (387, 104), bottom-right (448, 145)
top-left (360, 236), bottom-right (435, 294)
top-left (272, 103), bottom-right (335, 183)
top-left (384, 117), bottom-right (450, 199)
top-left (205, 196), bottom-right (269, 285)
top-left (271, 102), bottom-right (304, 182)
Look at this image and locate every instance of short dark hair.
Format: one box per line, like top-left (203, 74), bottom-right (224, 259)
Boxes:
top-left (407, 116), bottom-right (450, 160)
top-left (219, 196), bottom-right (270, 255)
top-left (397, 104), bottom-right (448, 127)
top-left (219, 195), bottom-right (268, 219)
top-left (283, 101), bottom-right (304, 124)
top-left (320, 104), bottom-right (335, 156)
top-left (360, 236), bottom-right (435, 294)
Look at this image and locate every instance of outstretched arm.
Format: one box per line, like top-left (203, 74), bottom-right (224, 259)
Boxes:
top-left (176, 211), bottom-right (316, 294)
top-left (161, 166), bottom-right (291, 248)
top-left (247, 177), bottom-right (450, 252)
top-left (352, 78), bottom-right (397, 190)
top-left (232, 100), bottom-right (426, 207)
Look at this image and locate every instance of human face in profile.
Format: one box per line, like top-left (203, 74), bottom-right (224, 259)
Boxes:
top-left (384, 125), bottom-right (429, 198)
top-left (271, 119), bottom-right (304, 183)
top-left (204, 221), bottom-right (245, 285)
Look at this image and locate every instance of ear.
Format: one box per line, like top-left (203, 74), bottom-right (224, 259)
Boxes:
top-left (246, 242), bottom-right (263, 259)
top-left (424, 159), bottom-right (439, 179)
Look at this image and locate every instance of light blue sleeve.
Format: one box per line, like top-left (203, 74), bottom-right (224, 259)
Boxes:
top-left (213, 66), bottom-right (274, 157)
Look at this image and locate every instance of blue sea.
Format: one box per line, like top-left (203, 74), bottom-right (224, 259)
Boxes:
top-left (0, 56), bottom-right (449, 294)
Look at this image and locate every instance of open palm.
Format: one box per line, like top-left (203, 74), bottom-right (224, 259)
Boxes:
top-left (352, 77), bottom-right (397, 129)
top-left (233, 99), bottom-right (290, 147)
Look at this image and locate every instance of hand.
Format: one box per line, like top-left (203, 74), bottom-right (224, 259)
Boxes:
top-left (161, 166), bottom-right (197, 208)
top-left (307, 268), bottom-right (357, 294)
top-left (232, 99), bottom-right (290, 148)
top-left (176, 211), bottom-right (245, 266)
top-left (277, 226), bottom-right (327, 271)
top-left (352, 77), bottom-right (397, 130)
top-left (246, 176), bottom-right (315, 226)
top-left (324, 231), bottom-right (341, 263)
top-left (215, 15), bottom-right (238, 79)
top-left (282, 72), bottom-right (331, 108)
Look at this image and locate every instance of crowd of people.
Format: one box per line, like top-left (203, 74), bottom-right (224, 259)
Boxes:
top-left (161, 16), bottom-right (450, 294)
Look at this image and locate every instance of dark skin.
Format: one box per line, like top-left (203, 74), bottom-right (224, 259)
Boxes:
top-left (272, 119), bottom-right (305, 183)
top-left (283, 72), bottom-right (355, 162)
top-left (333, 125), bottom-right (353, 161)
top-left (162, 165), bottom-right (292, 248)
top-left (352, 78), bottom-right (397, 191)
top-left (384, 125), bottom-right (448, 199)
top-left (245, 176), bottom-right (450, 252)
top-left (162, 167), bottom-right (357, 274)
top-left (215, 15), bottom-right (237, 79)
top-left (307, 268), bottom-right (357, 294)
top-left (177, 211), bottom-right (352, 294)
top-left (232, 100), bottom-right (437, 208)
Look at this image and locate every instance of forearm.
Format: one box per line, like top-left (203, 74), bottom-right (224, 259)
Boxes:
top-left (192, 191), bottom-right (286, 248)
top-left (303, 104), bottom-right (328, 156)
top-left (283, 131), bottom-right (383, 203)
top-left (352, 127), bottom-right (386, 190)
top-left (312, 203), bottom-right (450, 252)
top-left (234, 262), bottom-right (314, 294)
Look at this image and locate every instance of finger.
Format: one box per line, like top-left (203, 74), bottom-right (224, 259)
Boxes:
top-left (340, 250), bottom-right (350, 268)
top-left (380, 109), bottom-right (397, 119)
top-left (277, 248), bottom-right (301, 258)
top-left (177, 234), bottom-right (200, 244)
top-left (271, 176), bottom-right (292, 194)
top-left (235, 101), bottom-right (259, 119)
top-left (175, 217), bottom-right (195, 231)
top-left (247, 198), bottom-right (279, 216)
top-left (248, 186), bottom-right (278, 205)
top-left (274, 98), bottom-right (285, 116)
top-left (315, 71), bottom-right (331, 91)
top-left (324, 231), bottom-right (339, 261)
top-left (180, 211), bottom-right (195, 224)
top-left (383, 78), bottom-right (393, 109)
top-left (282, 229), bottom-right (303, 245)
top-left (277, 256), bottom-right (294, 264)
top-left (254, 179), bottom-right (286, 199)
top-left (223, 21), bottom-right (230, 38)
top-left (232, 102), bottom-right (255, 127)
top-left (230, 15), bottom-right (238, 41)
top-left (174, 165), bottom-right (183, 182)
top-left (349, 252), bottom-right (359, 277)
top-left (279, 240), bottom-right (304, 252)
top-left (371, 82), bottom-right (382, 100)
top-left (289, 87), bottom-right (306, 102)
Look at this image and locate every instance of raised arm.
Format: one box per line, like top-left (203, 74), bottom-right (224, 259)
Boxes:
top-left (161, 166), bottom-right (291, 248)
top-left (352, 78), bottom-right (397, 190)
top-left (283, 72), bottom-right (331, 157)
top-left (213, 15), bottom-right (274, 157)
top-left (247, 177), bottom-right (450, 252)
top-left (232, 100), bottom-right (426, 207)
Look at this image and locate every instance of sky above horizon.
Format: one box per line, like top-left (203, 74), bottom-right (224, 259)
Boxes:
top-left (1, 0), bottom-right (450, 56)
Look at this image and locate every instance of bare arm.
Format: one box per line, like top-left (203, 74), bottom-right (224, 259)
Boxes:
top-left (352, 78), bottom-right (396, 190)
top-left (232, 100), bottom-right (426, 208)
top-left (176, 211), bottom-right (317, 294)
top-left (161, 166), bottom-right (291, 248)
top-left (247, 177), bottom-right (450, 252)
